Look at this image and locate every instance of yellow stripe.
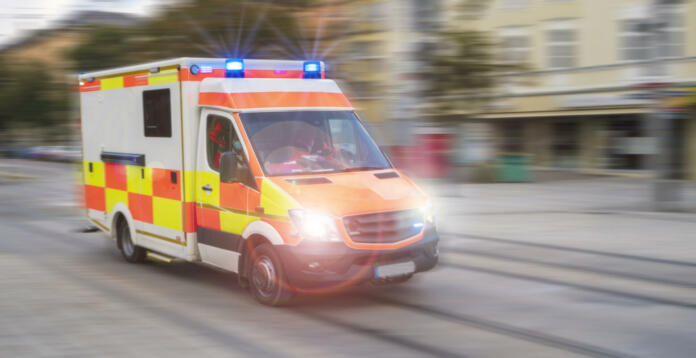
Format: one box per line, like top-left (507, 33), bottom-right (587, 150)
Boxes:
top-left (126, 166), bottom-right (152, 195)
top-left (197, 171), bottom-right (220, 206)
top-left (146, 252), bottom-right (173, 263)
top-left (105, 188), bottom-right (128, 213)
top-left (100, 76), bottom-right (124, 90)
top-left (148, 69), bottom-right (178, 85)
top-left (83, 161), bottom-right (105, 187)
top-left (89, 218), bottom-right (109, 232)
top-left (260, 178), bottom-right (300, 217)
top-left (136, 229), bottom-right (186, 246)
top-left (200, 203), bottom-right (289, 222)
top-left (152, 197), bottom-right (182, 231)
top-left (183, 171), bottom-right (195, 202)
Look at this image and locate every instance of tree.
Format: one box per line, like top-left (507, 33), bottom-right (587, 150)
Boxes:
top-left (68, 26), bottom-right (137, 72)
top-left (422, 1), bottom-right (525, 115)
top-left (68, 0), bottom-right (313, 72)
top-left (0, 56), bottom-right (69, 142)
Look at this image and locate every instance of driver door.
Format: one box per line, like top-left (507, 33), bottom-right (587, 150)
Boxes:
top-left (195, 109), bottom-right (256, 272)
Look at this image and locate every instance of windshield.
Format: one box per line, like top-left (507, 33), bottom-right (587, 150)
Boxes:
top-left (240, 111), bottom-right (391, 176)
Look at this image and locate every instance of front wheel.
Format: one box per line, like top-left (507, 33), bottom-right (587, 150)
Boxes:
top-left (249, 244), bottom-right (293, 306)
top-left (117, 218), bottom-right (146, 263)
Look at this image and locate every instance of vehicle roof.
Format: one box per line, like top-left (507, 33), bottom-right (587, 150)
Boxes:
top-left (78, 58), bottom-right (318, 81)
top-left (198, 77), bottom-right (353, 112)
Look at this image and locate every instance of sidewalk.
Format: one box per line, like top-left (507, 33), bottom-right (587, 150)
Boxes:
top-left (417, 176), bottom-right (696, 215)
top-left (422, 176), bottom-right (696, 264)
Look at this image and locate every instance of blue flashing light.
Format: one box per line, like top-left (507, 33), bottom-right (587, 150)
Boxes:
top-left (225, 59), bottom-right (244, 78)
top-left (303, 61), bottom-right (322, 79)
top-left (190, 64), bottom-right (200, 76)
top-left (413, 222), bottom-right (424, 229)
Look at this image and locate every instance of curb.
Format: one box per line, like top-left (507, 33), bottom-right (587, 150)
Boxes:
top-left (0, 171), bottom-right (37, 180)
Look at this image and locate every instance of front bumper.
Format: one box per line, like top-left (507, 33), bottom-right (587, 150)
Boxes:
top-left (276, 226), bottom-right (439, 290)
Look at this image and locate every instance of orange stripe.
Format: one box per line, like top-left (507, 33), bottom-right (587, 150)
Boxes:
top-left (128, 193), bottom-right (153, 224)
top-left (198, 91), bottom-right (351, 110)
top-left (124, 73), bottom-right (148, 87)
top-left (84, 185), bottom-right (105, 211)
top-left (183, 202), bottom-right (196, 233)
top-left (196, 206), bottom-right (220, 230)
top-left (181, 68), bottom-right (226, 81)
top-left (79, 80), bottom-right (101, 92)
top-left (152, 168), bottom-right (181, 201)
top-left (220, 182), bottom-right (247, 209)
top-left (199, 92), bottom-right (236, 108)
top-left (245, 69), bottom-right (305, 79)
top-left (181, 68), bottom-right (312, 81)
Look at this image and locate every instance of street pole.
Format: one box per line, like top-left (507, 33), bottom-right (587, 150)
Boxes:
top-left (648, 0), bottom-right (682, 211)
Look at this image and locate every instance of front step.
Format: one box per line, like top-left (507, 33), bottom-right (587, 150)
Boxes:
top-left (146, 251), bottom-right (178, 263)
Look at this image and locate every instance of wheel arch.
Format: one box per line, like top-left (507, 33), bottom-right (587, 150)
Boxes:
top-left (242, 220), bottom-right (284, 245)
top-left (109, 203), bottom-right (136, 244)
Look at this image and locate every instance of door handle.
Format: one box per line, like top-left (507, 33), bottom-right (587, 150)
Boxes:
top-left (201, 184), bottom-right (213, 192)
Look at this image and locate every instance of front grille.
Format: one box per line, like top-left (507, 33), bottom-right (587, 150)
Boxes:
top-left (343, 209), bottom-right (423, 244)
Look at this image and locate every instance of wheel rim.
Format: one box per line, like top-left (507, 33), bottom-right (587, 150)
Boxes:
top-left (251, 255), bottom-right (277, 298)
top-left (120, 223), bottom-right (134, 257)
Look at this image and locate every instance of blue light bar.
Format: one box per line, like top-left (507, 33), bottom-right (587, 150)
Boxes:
top-left (303, 61), bottom-right (322, 79)
top-left (225, 59), bottom-right (244, 78)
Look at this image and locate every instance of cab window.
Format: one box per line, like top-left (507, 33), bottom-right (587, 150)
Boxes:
top-left (206, 114), bottom-right (255, 187)
top-left (206, 115), bottom-right (232, 171)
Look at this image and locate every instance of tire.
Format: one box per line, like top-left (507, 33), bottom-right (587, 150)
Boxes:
top-left (248, 243), bottom-right (293, 306)
top-left (116, 217), bottom-right (146, 263)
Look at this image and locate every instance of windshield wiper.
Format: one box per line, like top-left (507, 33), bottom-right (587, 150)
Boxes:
top-left (340, 166), bottom-right (388, 173)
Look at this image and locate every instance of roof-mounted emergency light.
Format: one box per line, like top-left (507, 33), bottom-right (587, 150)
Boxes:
top-left (225, 59), bottom-right (244, 78)
top-left (303, 61), bottom-right (322, 79)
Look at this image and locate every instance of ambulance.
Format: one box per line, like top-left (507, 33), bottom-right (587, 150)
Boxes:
top-left (78, 58), bottom-right (439, 305)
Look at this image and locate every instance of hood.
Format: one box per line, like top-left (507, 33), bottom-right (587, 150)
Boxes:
top-left (268, 170), bottom-right (428, 217)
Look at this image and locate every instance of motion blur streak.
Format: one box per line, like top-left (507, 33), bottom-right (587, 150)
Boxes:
top-left (1, 0), bottom-right (696, 357)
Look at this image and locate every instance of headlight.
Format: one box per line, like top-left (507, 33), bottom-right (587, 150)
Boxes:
top-left (288, 209), bottom-right (342, 242)
top-left (420, 202), bottom-right (435, 225)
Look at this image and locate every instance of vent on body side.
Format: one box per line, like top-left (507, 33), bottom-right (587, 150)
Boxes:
top-left (285, 177), bottom-right (332, 185)
top-left (374, 171), bottom-right (399, 179)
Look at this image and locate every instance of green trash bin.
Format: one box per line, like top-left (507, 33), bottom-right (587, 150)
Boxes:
top-left (496, 153), bottom-right (531, 182)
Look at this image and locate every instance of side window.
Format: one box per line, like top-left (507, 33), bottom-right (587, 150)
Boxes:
top-left (143, 89), bottom-right (172, 137)
top-left (206, 115), bottom-right (249, 183)
top-left (207, 115), bottom-right (232, 171)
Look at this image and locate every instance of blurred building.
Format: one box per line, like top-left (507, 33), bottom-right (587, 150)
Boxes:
top-left (0, 11), bottom-right (141, 77)
top-left (0, 11), bottom-right (141, 145)
top-left (314, 0), bottom-right (447, 175)
top-left (459, 0), bottom-right (696, 180)
top-left (316, 0), bottom-right (696, 181)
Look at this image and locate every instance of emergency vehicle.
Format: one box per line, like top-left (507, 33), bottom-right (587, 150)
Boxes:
top-left (79, 58), bottom-right (439, 305)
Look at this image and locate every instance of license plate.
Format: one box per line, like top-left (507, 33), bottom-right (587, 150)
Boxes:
top-left (375, 261), bottom-right (415, 278)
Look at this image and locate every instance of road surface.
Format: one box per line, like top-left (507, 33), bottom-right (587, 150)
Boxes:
top-left (1, 159), bottom-right (695, 357)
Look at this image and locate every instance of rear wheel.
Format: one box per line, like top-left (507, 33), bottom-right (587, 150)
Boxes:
top-left (117, 217), bottom-right (146, 263)
top-left (248, 243), bottom-right (293, 306)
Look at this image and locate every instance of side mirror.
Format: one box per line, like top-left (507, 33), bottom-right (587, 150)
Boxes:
top-left (219, 152), bottom-right (238, 183)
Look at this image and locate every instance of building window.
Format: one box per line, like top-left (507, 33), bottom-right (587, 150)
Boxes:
top-left (500, 0), bottom-right (529, 10)
top-left (620, 7), bottom-right (684, 61)
top-left (545, 21), bottom-right (576, 69)
top-left (656, 9), bottom-right (684, 58)
top-left (499, 27), bottom-right (530, 64)
top-left (142, 89), bottom-right (171, 137)
top-left (620, 19), bottom-right (651, 61)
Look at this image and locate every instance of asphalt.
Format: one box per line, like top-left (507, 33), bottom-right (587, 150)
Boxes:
top-left (1, 158), bottom-right (695, 358)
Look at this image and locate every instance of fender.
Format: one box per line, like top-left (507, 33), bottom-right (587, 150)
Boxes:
top-left (109, 203), bottom-right (137, 245)
top-left (242, 220), bottom-right (284, 246)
